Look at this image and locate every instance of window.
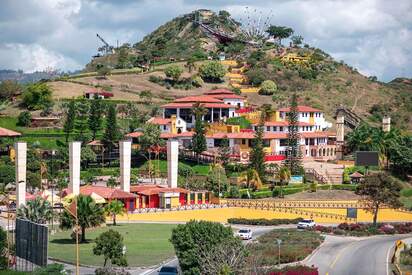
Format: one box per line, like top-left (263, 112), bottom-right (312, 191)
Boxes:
top-left (179, 108), bottom-right (192, 123)
top-left (273, 126), bottom-right (277, 131)
top-left (242, 139), bottom-right (246, 145)
top-left (279, 139), bottom-right (287, 146)
top-left (163, 125), bottom-right (167, 131)
top-left (164, 108), bottom-right (177, 118)
top-left (214, 139), bottom-right (223, 147)
top-left (266, 126), bottom-right (270, 132)
top-left (263, 139), bottom-right (270, 147)
top-left (279, 126), bottom-right (284, 132)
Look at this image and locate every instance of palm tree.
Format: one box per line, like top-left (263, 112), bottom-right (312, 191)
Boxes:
top-left (105, 200), bottom-right (125, 226)
top-left (276, 166), bottom-right (291, 198)
top-left (60, 195), bottom-right (105, 242)
top-left (17, 197), bottom-right (53, 224)
top-left (238, 168), bottom-right (262, 197)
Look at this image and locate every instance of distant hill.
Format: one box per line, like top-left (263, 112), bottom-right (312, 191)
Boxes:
top-left (0, 69), bottom-right (68, 84)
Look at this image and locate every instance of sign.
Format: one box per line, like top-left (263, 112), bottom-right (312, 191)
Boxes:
top-left (290, 176), bottom-right (303, 184)
top-left (347, 208), bottom-right (357, 219)
top-left (355, 151), bottom-right (379, 166)
top-left (15, 218), bottom-right (48, 267)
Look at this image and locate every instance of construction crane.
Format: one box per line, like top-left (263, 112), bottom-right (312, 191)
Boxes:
top-left (96, 33), bottom-right (115, 55)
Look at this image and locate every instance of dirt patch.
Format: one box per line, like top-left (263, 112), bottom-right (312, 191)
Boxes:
top-left (285, 190), bottom-right (361, 200)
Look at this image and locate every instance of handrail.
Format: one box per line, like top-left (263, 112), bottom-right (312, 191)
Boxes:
top-left (304, 168), bottom-right (328, 184)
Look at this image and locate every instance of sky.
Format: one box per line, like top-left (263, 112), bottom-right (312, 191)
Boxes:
top-left (0, 0), bottom-right (411, 81)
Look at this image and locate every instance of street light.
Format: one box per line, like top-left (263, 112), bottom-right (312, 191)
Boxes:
top-left (275, 239), bottom-right (282, 268)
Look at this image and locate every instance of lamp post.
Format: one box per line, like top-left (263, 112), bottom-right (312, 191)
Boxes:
top-left (275, 239), bottom-right (282, 268)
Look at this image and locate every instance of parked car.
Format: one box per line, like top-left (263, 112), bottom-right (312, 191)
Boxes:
top-left (236, 228), bottom-right (253, 240)
top-left (158, 266), bottom-right (179, 275)
top-left (297, 219), bottom-right (316, 229)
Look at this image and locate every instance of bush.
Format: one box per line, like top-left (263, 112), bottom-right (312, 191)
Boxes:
top-left (33, 263), bottom-right (66, 275)
top-left (149, 75), bottom-right (163, 84)
top-left (17, 111), bottom-right (32, 126)
top-left (191, 76), bottom-right (204, 87)
top-left (164, 65), bottom-right (183, 82)
top-left (226, 116), bottom-right (251, 129)
top-left (245, 68), bottom-right (267, 86)
top-left (199, 61), bottom-right (226, 83)
top-left (228, 218), bottom-right (303, 226)
top-left (95, 268), bottom-right (131, 275)
top-left (259, 80), bottom-right (277, 95)
top-left (227, 185), bottom-right (241, 198)
top-left (22, 82), bottom-right (53, 110)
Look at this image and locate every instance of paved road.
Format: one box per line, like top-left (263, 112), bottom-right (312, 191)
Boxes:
top-left (306, 234), bottom-right (412, 275)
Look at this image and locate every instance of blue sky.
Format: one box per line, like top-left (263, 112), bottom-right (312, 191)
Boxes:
top-left (0, 0), bottom-right (411, 81)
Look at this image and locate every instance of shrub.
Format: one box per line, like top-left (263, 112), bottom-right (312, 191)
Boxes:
top-left (228, 218), bottom-right (303, 226)
top-left (227, 185), bottom-right (241, 198)
top-left (95, 268), bottom-right (131, 275)
top-left (164, 65), bottom-right (183, 82)
top-left (232, 87), bottom-right (241, 95)
top-left (17, 111), bottom-right (32, 126)
top-left (22, 82), bottom-right (53, 110)
top-left (149, 75), bottom-right (162, 84)
top-left (245, 68), bottom-right (268, 86)
top-left (332, 228), bottom-right (346, 235)
top-left (191, 76), bottom-right (204, 87)
top-left (379, 224), bottom-right (396, 235)
top-left (259, 80), bottom-right (277, 95)
top-left (199, 61), bottom-right (226, 83)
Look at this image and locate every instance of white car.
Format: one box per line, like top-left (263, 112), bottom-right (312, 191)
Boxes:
top-left (297, 219), bottom-right (316, 229)
top-left (236, 229), bottom-right (253, 240)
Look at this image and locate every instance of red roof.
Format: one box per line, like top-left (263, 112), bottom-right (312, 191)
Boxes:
top-left (278, 106), bottom-right (322, 112)
top-left (80, 186), bottom-right (136, 199)
top-left (130, 185), bottom-right (189, 196)
top-left (126, 132), bottom-right (143, 138)
top-left (301, 131), bottom-right (336, 138)
top-left (0, 127), bottom-right (21, 137)
top-left (211, 94), bottom-right (245, 100)
top-left (174, 95), bottom-right (223, 103)
top-left (252, 121), bottom-right (314, 126)
top-left (160, 132), bottom-right (193, 138)
top-left (85, 88), bottom-right (114, 97)
top-left (162, 102), bottom-right (233, 109)
top-left (204, 89), bottom-right (235, 95)
top-left (148, 117), bottom-right (171, 125)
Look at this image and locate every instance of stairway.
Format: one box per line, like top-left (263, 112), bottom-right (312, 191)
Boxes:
top-left (303, 161), bottom-right (344, 184)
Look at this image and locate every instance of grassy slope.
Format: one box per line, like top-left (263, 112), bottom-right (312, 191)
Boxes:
top-left (48, 223), bottom-right (176, 267)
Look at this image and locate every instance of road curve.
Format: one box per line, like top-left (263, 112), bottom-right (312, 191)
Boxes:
top-left (306, 234), bottom-right (412, 275)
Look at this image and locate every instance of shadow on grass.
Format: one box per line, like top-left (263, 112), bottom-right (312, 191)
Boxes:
top-left (50, 238), bottom-right (93, 244)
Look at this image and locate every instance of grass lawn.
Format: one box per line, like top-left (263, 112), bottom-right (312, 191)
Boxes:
top-left (136, 159), bottom-right (210, 176)
top-left (401, 188), bottom-right (412, 210)
top-left (48, 223), bottom-right (176, 267)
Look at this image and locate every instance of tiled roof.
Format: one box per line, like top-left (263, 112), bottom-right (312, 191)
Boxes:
top-left (301, 131), bottom-right (336, 138)
top-left (174, 95), bottom-right (223, 103)
top-left (130, 185), bottom-right (189, 196)
top-left (126, 132), bottom-right (143, 138)
top-left (278, 106), bottom-right (322, 112)
top-left (80, 186), bottom-right (136, 199)
top-left (204, 89), bottom-right (235, 95)
top-left (211, 94), bottom-right (245, 99)
top-left (0, 127), bottom-right (21, 137)
top-left (162, 102), bottom-right (233, 109)
top-left (252, 121), bottom-right (314, 126)
top-left (148, 117), bottom-right (171, 125)
top-left (160, 132), bottom-right (193, 138)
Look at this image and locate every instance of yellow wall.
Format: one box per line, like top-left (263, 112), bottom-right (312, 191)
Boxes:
top-left (117, 207), bottom-right (412, 224)
top-left (171, 197), bottom-right (179, 208)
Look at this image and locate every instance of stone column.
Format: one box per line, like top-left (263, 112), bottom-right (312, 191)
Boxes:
top-left (336, 115), bottom-right (344, 160)
top-left (69, 141), bottom-right (81, 195)
top-left (120, 140), bottom-right (131, 193)
top-left (382, 116), bottom-right (391, 132)
top-left (167, 139), bottom-right (179, 188)
top-left (15, 142), bottom-right (27, 207)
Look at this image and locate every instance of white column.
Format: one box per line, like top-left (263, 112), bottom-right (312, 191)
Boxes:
top-left (120, 140), bottom-right (131, 192)
top-left (167, 139), bottom-right (179, 188)
top-left (382, 116), bottom-right (391, 132)
top-left (69, 141), bottom-right (81, 195)
top-left (336, 115), bottom-right (345, 160)
top-left (15, 142), bottom-right (27, 207)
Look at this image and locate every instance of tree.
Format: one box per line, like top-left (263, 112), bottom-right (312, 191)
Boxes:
top-left (89, 95), bottom-right (104, 140)
top-left (117, 47), bottom-right (129, 69)
top-left (205, 164), bottom-right (229, 196)
top-left (259, 80), bottom-right (277, 95)
top-left (191, 102), bottom-right (208, 163)
top-left (139, 123), bottom-right (164, 179)
top-left (284, 94), bottom-right (303, 175)
top-left (106, 176), bottom-right (118, 188)
top-left (17, 197), bottom-right (53, 224)
top-left (249, 115), bottom-right (266, 181)
top-left (93, 229), bottom-right (127, 267)
top-left (17, 111), bottom-right (32, 126)
top-left (170, 220), bottom-right (240, 275)
top-left (0, 227), bottom-right (7, 269)
top-left (139, 90), bottom-right (153, 104)
top-left (199, 238), bottom-right (246, 275)
top-left (81, 146), bottom-right (97, 168)
top-left (355, 172), bottom-right (402, 226)
top-left (245, 68), bottom-right (269, 86)
top-left (0, 79), bottom-right (21, 101)
top-left (266, 25), bottom-right (294, 45)
top-left (199, 61), bottom-right (226, 83)
top-left (74, 98), bottom-right (90, 142)
top-left (276, 166), bottom-right (291, 198)
top-left (165, 65), bottom-right (183, 82)
top-left (60, 195), bottom-right (105, 242)
top-left (63, 100), bottom-right (76, 142)
top-left (105, 200), bottom-right (125, 226)
top-left (218, 136), bottom-right (231, 167)
top-left (97, 65), bottom-right (111, 79)
top-left (185, 57), bottom-right (196, 73)
top-left (291, 35), bottom-right (304, 47)
top-left (22, 82), bottom-right (53, 110)
top-left (103, 104), bottom-right (120, 152)
top-left (238, 168), bottom-right (262, 194)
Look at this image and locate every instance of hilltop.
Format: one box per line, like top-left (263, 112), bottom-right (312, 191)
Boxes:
top-left (2, 9), bottom-right (411, 131)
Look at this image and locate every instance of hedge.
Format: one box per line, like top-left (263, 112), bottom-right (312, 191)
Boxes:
top-left (228, 217), bottom-right (304, 226)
